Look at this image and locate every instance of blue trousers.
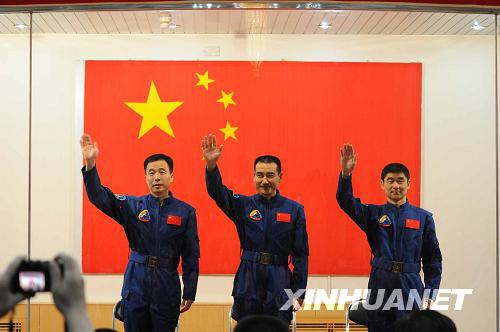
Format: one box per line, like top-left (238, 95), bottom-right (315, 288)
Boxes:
top-left (122, 291), bottom-right (179, 332)
top-left (366, 269), bottom-right (423, 332)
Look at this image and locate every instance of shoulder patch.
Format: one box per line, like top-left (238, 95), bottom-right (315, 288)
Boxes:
top-left (114, 194), bottom-right (126, 201)
top-left (233, 194), bottom-right (240, 198)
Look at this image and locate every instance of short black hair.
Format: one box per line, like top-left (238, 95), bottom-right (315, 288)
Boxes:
top-left (234, 315), bottom-right (289, 332)
top-left (143, 154), bottom-right (174, 173)
top-left (254, 155), bottom-right (282, 175)
top-left (381, 163), bottom-right (410, 181)
top-left (393, 310), bottom-right (456, 332)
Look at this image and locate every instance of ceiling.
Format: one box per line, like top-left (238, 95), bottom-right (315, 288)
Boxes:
top-left (0, 9), bottom-right (495, 35)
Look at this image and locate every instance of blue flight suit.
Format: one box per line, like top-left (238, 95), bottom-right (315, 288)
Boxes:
top-left (336, 174), bottom-right (442, 332)
top-left (83, 166), bottom-right (200, 332)
top-left (206, 166), bottom-right (309, 323)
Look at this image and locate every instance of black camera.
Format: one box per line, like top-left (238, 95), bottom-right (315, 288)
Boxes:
top-left (12, 260), bottom-right (52, 294)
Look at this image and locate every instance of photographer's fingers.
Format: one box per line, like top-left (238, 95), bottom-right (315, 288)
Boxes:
top-left (49, 260), bottom-right (62, 290)
top-left (1, 257), bottom-right (26, 282)
top-left (57, 253), bottom-right (79, 274)
top-left (55, 254), bottom-right (84, 293)
top-left (52, 255), bottom-right (92, 332)
top-left (52, 254), bottom-right (86, 311)
top-left (0, 256), bottom-right (28, 317)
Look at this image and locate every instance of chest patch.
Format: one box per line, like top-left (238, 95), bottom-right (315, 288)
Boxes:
top-left (167, 215), bottom-right (182, 226)
top-left (405, 219), bottom-right (420, 230)
top-left (378, 214), bottom-right (391, 227)
top-left (249, 209), bottom-right (262, 221)
top-left (138, 209), bottom-right (151, 222)
top-left (276, 212), bottom-right (291, 223)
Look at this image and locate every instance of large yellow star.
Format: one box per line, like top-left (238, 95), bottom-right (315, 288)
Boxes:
top-left (219, 121), bottom-right (238, 141)
top-left (217, 90), bottom-right (236, 110)
top-left (125, 81), bottom-right (183, 138)
top-left (195, 71), bottom-right (215, 91)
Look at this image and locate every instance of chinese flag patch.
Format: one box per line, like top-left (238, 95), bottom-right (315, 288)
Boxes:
top-left (405, 219), bottom-right (420, 230)
top-left (167, 215), bottom-right (182, 226)
top-left (276, 212), bottom-right (291, 223)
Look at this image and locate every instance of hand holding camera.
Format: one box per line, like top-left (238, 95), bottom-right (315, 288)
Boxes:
top-left (0, 254), bottom-right (92, 332)
top-left (11, 259), bottom-right (59, 294)
top-left (0, 257), bottom-right (28, 317)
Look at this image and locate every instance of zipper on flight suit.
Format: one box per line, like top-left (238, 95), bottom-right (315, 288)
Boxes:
top-left (263, 199), bottom-right (271, 252)
top-left (157, 198), bottom-right (164, 257)
top-left (393, 206), bottom-right (400, 261)
top-left (394, 205), bottom-right (407, 262)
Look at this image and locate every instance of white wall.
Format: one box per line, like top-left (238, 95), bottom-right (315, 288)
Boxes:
top-left (0, 35), bottom-right (30, 262)
top-left (0, 33), bottom-right (496, 331)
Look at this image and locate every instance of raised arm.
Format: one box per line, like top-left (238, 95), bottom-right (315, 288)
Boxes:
top-left (80, 134), bottom-right (127, 224)
top-left (202, 134), bottom-right (241, 223)
top-left (336, 143), bottom-right (369, 232)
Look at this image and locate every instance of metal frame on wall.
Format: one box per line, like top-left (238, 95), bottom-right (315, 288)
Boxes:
top-left (1, 1), bottom-right (498, 331)
top-left (0, 1), bottom-right (499, 13)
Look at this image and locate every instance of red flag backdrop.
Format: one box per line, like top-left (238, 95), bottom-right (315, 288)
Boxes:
top-left (83, 60), bottom-right (421, 275)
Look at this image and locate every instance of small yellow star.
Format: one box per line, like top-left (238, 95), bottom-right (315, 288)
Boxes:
top-left (195, 71), bottom-right (215, 91)
top-left (219, 121), bottom-right (238, 141)
top-left (217, 90), bottom-right (236, 110)
top-left (124, 81), bottom-right (183, 138)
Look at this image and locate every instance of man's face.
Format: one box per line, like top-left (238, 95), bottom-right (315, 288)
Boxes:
top-left (381, 172), bottom-right (410, 205)
top-left (145, 160), bottom-right (173, 198)
top-left (254, 162), bottom-right (281, 199)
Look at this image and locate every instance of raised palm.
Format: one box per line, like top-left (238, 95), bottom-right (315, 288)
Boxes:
top-left (340, 143), bottom-right (357, 176)
top-left (202, 134), bottom-right (222, 164)
top-left (80, 134), bottom-right (99, 162)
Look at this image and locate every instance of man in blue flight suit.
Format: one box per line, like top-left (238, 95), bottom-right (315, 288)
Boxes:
top-left (201, 134), bottom-right (309, 324)
top-left (336, 143), bottom-right (442, 332)
top-left (80, 134), bottom-right (200, 332)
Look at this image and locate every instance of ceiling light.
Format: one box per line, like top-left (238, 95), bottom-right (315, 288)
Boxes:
top-left (206, 3), bottom-right (213, 8)
top-left (159, 12), bottom-right (179, 29)
top-left (159, 16), bottom-right (171, 25)
top-left (318, 22), bottom-right (332, 30)
top-left (14, 23), bottom-right (29, 29)
top-left (471, 20), bottom-right (485, 31)
top-left (159, 12), bottom-right (177, 29)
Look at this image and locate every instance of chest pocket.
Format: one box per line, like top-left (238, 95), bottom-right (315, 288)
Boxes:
top-left (404, 218), bottom-right (424, 242)
top-left (161, 214), bottom-right (185, 239)
top-left (275, 212), bottom-right (292, 231)
top-left (272, 211), bottom-right (293, 251)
